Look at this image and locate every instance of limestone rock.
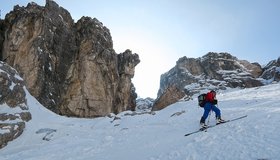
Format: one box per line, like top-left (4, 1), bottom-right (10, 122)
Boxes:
top-left (1, 0), bottom-right (76, 113)
top-left (153, 52), bottom-right (264, 111)
top-left (0, 122), bottom-right (26, 149)
top-left (136, 98), bottom-right (154, 111)
top-left (261, 57), bottom-right (280, 83)
top-left (152, 85), bottom-right (185, 111)
top-left (0, 62), bottom-right (31, 149)
top-left (0, 1), bottom-right (139, 117)
top-left (0, 20), bottom-right (4, 60)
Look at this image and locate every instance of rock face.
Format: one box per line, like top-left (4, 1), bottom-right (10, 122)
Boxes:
top-left (153, 52), bottom-right (265, 111)
top-left (0, 0), bottom-right (140, 117)
top-left (0, 20), bottom-right (4, 60)
top-left (0, 62), bottom-right (31, 149)
top-left (152, 85), bottom-right (185, 111)
top-left (136, 97), bottom-right (155, 111)
top-left (260, 57), bottom-right (280, 83)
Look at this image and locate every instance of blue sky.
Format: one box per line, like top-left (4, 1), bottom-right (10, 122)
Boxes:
top-left (1, 0), bottom-right (280, 98)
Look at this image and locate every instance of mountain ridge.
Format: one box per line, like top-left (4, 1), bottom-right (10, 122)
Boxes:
top-left (152, 52), bottom-right (280, 111)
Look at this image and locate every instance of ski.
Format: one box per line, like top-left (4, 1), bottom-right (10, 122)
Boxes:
top-left (184, 115), bottom-right (247, 137)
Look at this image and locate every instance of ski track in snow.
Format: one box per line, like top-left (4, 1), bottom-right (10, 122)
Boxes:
top-left (1, 84), bottom-right (280, 160)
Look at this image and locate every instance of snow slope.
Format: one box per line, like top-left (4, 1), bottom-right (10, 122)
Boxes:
top-left (1, 83), bottom-right (280, 160)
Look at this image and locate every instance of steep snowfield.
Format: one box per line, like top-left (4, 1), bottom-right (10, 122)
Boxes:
top-left (1, 84), bottom-right (280, 160)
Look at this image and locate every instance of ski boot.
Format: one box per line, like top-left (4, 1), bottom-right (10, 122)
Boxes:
top-left (216, 116), bottom-right (226, 125)
top-left (200, 117), bottom-right (208, 129)
top-left (200, 122), bottom-right (208, 128)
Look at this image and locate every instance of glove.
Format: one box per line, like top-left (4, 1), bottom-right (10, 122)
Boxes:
top-left (213, 99), bottom-right (218, 105)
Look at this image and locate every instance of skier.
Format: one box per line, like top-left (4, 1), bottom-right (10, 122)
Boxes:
top-left (200, 90), bottom-right (225, 127)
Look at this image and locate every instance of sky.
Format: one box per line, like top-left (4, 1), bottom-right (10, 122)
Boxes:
top-left (1, 0), bottom-right (280, 98)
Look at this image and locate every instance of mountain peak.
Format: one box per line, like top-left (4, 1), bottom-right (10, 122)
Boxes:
top-left (152, 52), bottom-right (277, 111)
top-left (0, 1), bottom-right (139, 118)
top-left (202, 52), bottom-right (238, 61)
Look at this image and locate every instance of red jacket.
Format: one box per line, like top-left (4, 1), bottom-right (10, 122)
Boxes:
top-left (205, 91), bottom-right (216, 103)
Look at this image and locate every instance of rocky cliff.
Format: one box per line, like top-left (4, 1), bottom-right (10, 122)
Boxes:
top-left (153, 52), bottom-right (279, 111)
top-left (260, 57), bottom-right (280, 83)
top-left (0, 0), bottom-right (140, 117)
top-left (0, 62), bottom-right (31, 149)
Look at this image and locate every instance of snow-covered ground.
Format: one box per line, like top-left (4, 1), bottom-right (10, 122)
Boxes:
top-left (1, 83), bottom-right (280, 160)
